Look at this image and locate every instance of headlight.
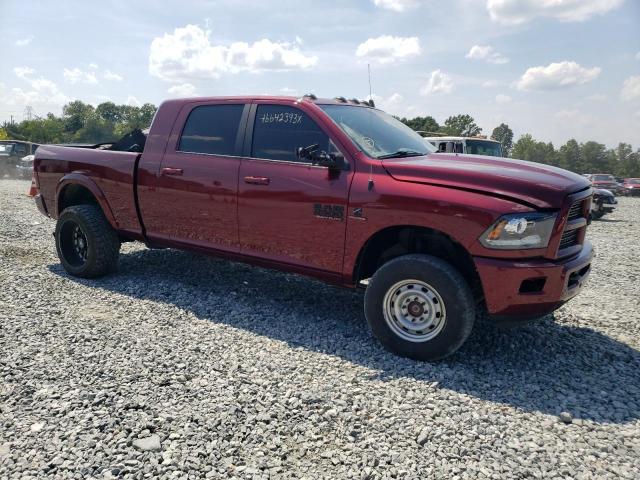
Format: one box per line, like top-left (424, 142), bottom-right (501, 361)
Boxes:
top-left (480, 212), bottom-right (557, 250)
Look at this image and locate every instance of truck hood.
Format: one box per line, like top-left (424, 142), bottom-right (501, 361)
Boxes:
top-left (382, 153), bottom-right (591, 209)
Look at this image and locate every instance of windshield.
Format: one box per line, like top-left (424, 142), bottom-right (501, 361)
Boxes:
top-left (0, 143), bottom-right (15, 154)
top-left (628, 179), bottom-right (640, 184)
top-left (465, 139), bottom-right (503, 157)
top-left (319, 105), bottom-right (436, 158)
top-left (593, 174), bottom-right (615, 182)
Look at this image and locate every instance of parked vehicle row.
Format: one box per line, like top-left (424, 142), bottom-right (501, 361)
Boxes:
top-left (0, 140), bottom-right (39, 178)
top-left (583, 173), bottom-right (640, 197)
top-left (30, 94), bottom-right (594, 361)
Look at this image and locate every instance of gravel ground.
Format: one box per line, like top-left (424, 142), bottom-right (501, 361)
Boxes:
top-left (1, 178), bottom-right (639, 479)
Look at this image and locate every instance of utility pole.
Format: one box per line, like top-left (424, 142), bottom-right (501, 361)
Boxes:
top-left (24, 106), bottom-right (34, 121)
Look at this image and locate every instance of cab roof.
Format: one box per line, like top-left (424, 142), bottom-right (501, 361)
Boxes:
top-left (162, 94), bottom-right (376, 108)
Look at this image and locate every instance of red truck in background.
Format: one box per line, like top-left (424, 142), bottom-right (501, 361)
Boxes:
top-left (32, 95), bottom-right (593, 360)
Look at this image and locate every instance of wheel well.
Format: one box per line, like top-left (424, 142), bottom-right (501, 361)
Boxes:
top-left (354, 226), bottom-right (483, 302)
top-left (58, 184), bottom-right (99, 213)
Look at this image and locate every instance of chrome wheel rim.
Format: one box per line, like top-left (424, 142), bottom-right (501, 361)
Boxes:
top-left (382, 279), bottom-right (446, 342)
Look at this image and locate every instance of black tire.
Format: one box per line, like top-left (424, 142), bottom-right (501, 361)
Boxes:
top-left (55, 204), bottom-right (120, 278)
top-left (364, 254), bottom-right (475, 361)
top-left (590, 208), bottom-right (604, 220)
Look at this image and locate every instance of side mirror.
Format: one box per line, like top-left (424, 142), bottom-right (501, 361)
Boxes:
top-left (311, 151), bottom-right (344, 170)
top-left (296, 143), bottom-right (320, 161)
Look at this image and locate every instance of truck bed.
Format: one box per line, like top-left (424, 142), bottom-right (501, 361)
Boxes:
top-left (35, 145), bottom-right (142, 235)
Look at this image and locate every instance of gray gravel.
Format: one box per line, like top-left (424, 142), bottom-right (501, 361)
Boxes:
top-left (1, 178), bottom-right (639, 479)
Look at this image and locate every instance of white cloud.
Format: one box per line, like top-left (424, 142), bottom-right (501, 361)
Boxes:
top-left (15, 36), bottom-right (34, 47)
top-left (167, 83), bottom-right (198, 97)
top-left (495, 94), bottom-right (512, 104)
top-left (420, 70), bottom-right (453, 95)
top-left (89, 63), bottom-right (99, 69)
top-left (516, 61), bottom-right (601, 91)
top-left (104, 70), bottom-right (124, 82)
top-left (367, 92), bottom-right (404, 111)
top-left (372, 0), bottom-right (421, 12)
top-left (466, 45), bottom-right (509, 64)
top-left (14, 66), bottom-right (35, 79)
top-left (487, 0), bottom-right (625, 25)
top-left (126, 95), bottom-right (142, 107)
top-left (3, 67), bottom-right (69, 114)
top-left (355, 35), bottom-right (421, 64)
top-left (63, 67), bottom-right (99, 85)
top-left (149, 24), bottom-right (317, 82)
top-left (621, 75), bottom-right (640, 101)
top-left (586, 93), bottom-right (607, 101)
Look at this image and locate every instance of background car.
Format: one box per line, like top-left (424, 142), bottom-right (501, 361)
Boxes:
top-left (16, 154), bottom-right (35, 179)
top-left (0, 140), bottom-right (39, 178)
top-left (591, 188), bottom-right (617, 219)
top-left (622, 178), bottom-right (640, 196)
top-left (421, 134), bottom-right (504, 157)
top-left (584, 173), bottom-right (622, 195)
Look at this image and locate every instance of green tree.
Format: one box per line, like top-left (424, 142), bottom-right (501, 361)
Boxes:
top-left (511, 134), bottom-right (557, 165)
top-left (613, 143), bottom-right (633, 176)
top-left (62, 100), bottom-right (95, 134)
top-left (491, 123), bottom-right (513, 157)
top-left (580, 141), bottom-right (607, 173)
top-left (558, 139), bottom-right (581, 172)
top-left (18, 114), bottom-right (66, 144)
top-left (400, 116), bottom-right (440, 133)
top-left (442, 114), bottom-right (481, 136)
top-left (73, 117), bottom-right (117, 143)
top-left (0, 128), bottom-right (8, 140)
top-left (511, 134), bottom-right (536, 160)
top-left (95, 102), bottom-right (121, 123)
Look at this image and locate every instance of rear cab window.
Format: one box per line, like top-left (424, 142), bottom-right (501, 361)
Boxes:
top-left (251, 104), bottom-right (333, 163)
top-left (178, 104), bottom-right (245, 156)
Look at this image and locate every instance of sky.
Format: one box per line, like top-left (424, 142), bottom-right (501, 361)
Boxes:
top-left (2, 0), bottom-right (639, 147)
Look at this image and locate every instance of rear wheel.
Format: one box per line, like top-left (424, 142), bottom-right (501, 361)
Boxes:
top-left (364, 254), bottom-right (475, 361)
top-left (55, 204), bottom-right (120, 278)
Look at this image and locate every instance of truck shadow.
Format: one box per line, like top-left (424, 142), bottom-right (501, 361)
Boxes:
top-left (49, 248), bottom-right (640, 425)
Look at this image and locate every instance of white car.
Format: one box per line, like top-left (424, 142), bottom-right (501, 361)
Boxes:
top-left (421, 135), bottom-right (503, 157)
top-left (16, 154), bottom-right (34, 179)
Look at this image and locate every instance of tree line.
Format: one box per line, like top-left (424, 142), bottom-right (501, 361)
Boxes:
top-left (398, 114), bottom-right (640, 177)
top-left (1, 102), bottom-right (638, 177)
top-left (0, 101), bottom-right (156, 145)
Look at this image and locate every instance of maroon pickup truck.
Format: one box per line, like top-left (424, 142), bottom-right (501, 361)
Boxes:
top-left (32, 95), bottom-right (593, 360)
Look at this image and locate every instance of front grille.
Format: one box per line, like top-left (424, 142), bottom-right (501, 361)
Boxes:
top-left (559, 229), bottom-right (579, 250)
top-left (567, 200), bottom-right (584, 221)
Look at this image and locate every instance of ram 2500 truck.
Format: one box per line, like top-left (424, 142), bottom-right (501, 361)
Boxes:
top-left (32, 95), bottom-right (593, 360)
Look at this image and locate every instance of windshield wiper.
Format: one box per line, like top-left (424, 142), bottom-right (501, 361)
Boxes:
top-left (377, 149), bottom-right (426, 159)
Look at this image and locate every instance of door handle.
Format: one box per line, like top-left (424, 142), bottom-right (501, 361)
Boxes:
top-left (161, 167), bottom-right (183, 176)
top-left (244, 176), bottom-right (270, 185)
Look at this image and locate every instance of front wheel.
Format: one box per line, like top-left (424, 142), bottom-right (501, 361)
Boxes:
top-left (590, 205), bottom-right (605, 220)
top-left (55, 204), bottom-right (120, 278)
top-left (364, 254), bottom-right (475, 361)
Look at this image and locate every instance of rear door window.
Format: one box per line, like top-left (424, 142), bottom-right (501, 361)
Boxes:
top-left (178, 104), bottom-right (244, 156)
top-left (251, 105), bottom-right (330, 162)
